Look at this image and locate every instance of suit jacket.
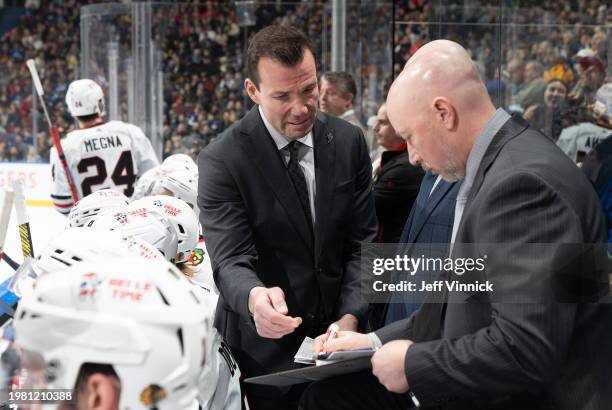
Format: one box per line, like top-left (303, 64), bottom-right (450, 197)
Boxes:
top-left (341, 110), bottom-right (372, 151)
top-left (373, 147), bottom-right (424, 244)
top-left (197, 107), bottom-right (377, 380)
top-left (376, 115), bottom-right (611, 409)
top-left (380, 173), bottom-right (460, 328)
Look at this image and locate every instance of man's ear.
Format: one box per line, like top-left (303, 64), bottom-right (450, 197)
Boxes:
top-left (432, 97), bottom-right (457, 131)
top-left (346, 94), bottom-right (355, 110)
top-left (85, 373), bottom-right (121, 410)
top-left (245, 78), bottom-right (260, 105)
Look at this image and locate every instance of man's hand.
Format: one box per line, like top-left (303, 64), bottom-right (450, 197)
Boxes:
top-left (312, 314), bottom-right (360, 354)
top-left (313, 330), bottom-right (373, 355)
top-left (371, 339), bottom-right (413, 394)
top-left (248, 286), bottom-right (302, 339)
top-left (334, 313), bottom-right (358, 331)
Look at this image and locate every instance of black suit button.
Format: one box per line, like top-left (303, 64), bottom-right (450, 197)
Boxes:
top-left (306, 313), bottom-right (316, 320)
top-left (316, 268), bottom-right (323, 275)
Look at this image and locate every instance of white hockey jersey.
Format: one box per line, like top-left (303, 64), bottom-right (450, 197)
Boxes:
top-left (50, 121), bottom-right (159, 214)
top-left (190, 282), bottom-right (241, 410)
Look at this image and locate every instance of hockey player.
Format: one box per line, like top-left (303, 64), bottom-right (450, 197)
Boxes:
top-left (130, 195), bottom-right (199, 265)
top-left (51, 79), bottom-right (159, 214)
top-left (66, 188), bottom-right (129, 228)
top-left (131, 153), bottom-right (197, 201)
top-left (92, 205), bottom-right (179, 262)
top-left (11, 260), bottom-right (210, 409)
top-left (158, 169), bottom-right (199, 219)
top-left (29, 216), bottom-right (241, 410)
top-left (154, 167), bottom-right (215, 290)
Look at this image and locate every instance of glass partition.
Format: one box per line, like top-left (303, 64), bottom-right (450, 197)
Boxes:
top-left (0, 1), bottom-right (608, 165)
top-left (394, 1), bottom-right (610, 150)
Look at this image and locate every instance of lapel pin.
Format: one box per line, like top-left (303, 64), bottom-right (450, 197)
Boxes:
top-left (326, 132), bottom-right (334, 143)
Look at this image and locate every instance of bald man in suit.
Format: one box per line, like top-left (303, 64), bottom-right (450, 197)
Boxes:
top-left (301, 40), bottom-right (610, 410)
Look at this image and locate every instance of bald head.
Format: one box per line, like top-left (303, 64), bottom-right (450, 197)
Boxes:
top-left (389, 40), bottom-right (488, 115)
top-left (386, 40), bottom-right (496, 181)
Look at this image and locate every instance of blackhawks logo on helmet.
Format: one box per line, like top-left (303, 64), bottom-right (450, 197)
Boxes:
top-left (140, 384), bottom-right (167, 407)
top-left (187, 247), bottom-right (204, 266)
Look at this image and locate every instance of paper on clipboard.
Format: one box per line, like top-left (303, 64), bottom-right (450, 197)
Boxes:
top-left (244, 356), bottom-right (373, 387)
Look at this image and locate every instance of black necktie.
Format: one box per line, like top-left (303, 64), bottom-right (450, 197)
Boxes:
top-left (286, 141), bottom-right (313, 230)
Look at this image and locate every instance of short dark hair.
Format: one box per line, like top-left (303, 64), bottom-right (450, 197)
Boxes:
top-left (76, 113), bottom-right (101, 122)
top-left (247, 25), bottom-right (315, 88)
top-left (62, 363), bottom-right (118, 408)
top-left (321, 71), bottom-right (357, 100)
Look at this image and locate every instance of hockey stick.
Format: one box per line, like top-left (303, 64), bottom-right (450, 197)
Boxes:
top-left (12, 181), bottom-right (34, 259)
top-left (0, 189), bottom-right (15, 267)
top-left (0, 189), bottom-right (19, 324)
top-left (26, 58), bottom-right (79, 203)
top-left (1, 253), bottom-right (18, 271)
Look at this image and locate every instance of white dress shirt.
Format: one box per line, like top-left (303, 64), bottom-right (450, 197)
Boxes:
top-left (259, 106), bottom-right (316, 223)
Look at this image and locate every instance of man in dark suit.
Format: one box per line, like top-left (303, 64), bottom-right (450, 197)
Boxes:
top-left (301, 40), bottom-right (611, 410)
top-left (380, 172), bottom-right (460, 326)
top-left (372, 103), bottom-right (424, 244)
top-left (197, 25), bottom-right (377, 409)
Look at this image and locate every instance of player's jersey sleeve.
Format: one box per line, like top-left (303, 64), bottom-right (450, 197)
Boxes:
top-left (198, 329), bottom-right (242, 410)
top-left (49, 145), bottom-right (75, 214)
top-left (128, 124), bottom-right (160, 176)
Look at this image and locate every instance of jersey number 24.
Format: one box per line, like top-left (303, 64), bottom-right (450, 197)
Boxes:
top-left (77, 151), bottom-right (136, 197)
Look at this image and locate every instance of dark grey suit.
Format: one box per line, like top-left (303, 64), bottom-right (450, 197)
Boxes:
top-left (302, 115), bottom-right (611, 410)
top-left (197, 107), bottom-right (377, 384)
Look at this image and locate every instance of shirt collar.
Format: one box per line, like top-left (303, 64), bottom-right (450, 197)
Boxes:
top-left (259, 105), bottom-right (313, 150)
top-left (340, 109), bottom-right (355, 120)
top-left (459, 108), bottom-right (511, 199)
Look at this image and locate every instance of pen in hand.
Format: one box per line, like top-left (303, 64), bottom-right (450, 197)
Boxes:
top-left (319, 323), bottom-right (339, 355)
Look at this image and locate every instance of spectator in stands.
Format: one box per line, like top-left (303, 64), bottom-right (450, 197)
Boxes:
top-left (570, 56), bottom-right (606, 106)
top-left (524, 64), bottom-right (574, 141)
top-left (514, 60), bottom-right (546, 109)
top-left (525, 78), bottom-right (568, 141)
top-left (319, 71), bottom-right (370, 145)
top-left (372, 103), bottom-right (423, 244)
top-left (558, 82), bottom-right (612, 163)
top-left (506, 58), bottom-right (525, 96)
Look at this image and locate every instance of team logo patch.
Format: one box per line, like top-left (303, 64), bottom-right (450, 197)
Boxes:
top-left (187, 248), bottom-right (204, 266)
top-left (140, 384), bottom-right (167, 407)
top-left (79, 272), bottom-right (103, 298)
top-left (114, 212), bottom-right (128, 224)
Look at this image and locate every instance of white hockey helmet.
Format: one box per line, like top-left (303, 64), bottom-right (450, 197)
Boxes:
top-left (131, 164), bottom-right (175, 201)
top-left (100, 207), bottom-right (179, 262)
top-left (130, 196), bottom-right (198, 263)
top-left (159, 169), bottom-right (199, 220)
top-left (65, 79), bottom-right (105, 117)
top-left (13, 260), bottom-right (210, 410)
top-left (35, 227), bottom-right (164, 274)
top-left (162, 154), bottom-right (198, 174)
top-left (68, 189), bottom-right (130, 228)
top-left (11, 228), bottom-right (164, 299)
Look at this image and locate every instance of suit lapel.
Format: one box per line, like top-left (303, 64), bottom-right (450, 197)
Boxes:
top-left (237, 107), bottom-right (314, 250)
top-left (313, 112), bottom-right (335, 261)
top-left (409, 176), bottom-right (455, 241)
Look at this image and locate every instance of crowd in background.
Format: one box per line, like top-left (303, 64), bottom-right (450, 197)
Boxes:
top-left (0, 0), bottom-right (609, 162)
top-left (394, 0), bottom-right (611, 141)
